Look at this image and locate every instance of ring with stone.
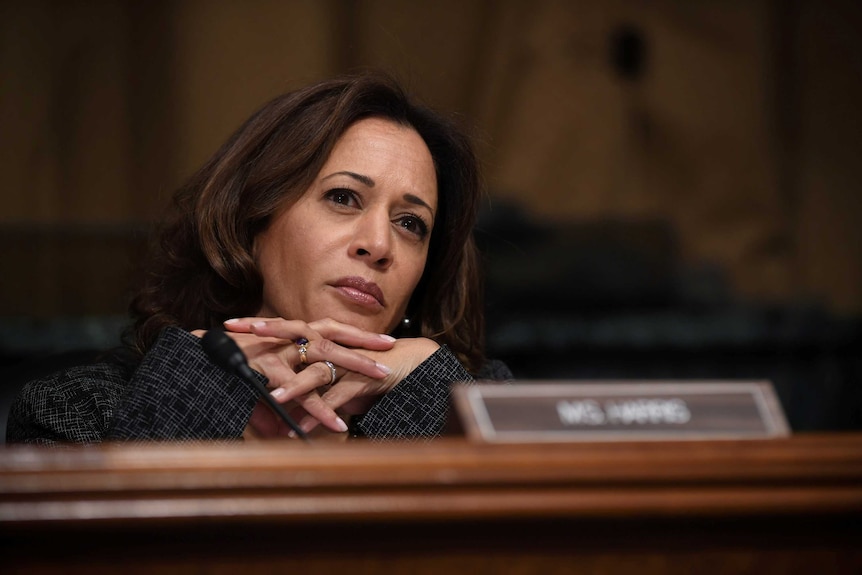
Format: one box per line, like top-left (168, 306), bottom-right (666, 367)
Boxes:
top-left (323, 361), bottom-right (337, 386)
top-left (296, 337), bottom-right (309, 364)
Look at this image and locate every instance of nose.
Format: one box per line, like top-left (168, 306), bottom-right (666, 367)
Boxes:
top-left (350, 210), bottom-right (393, 268)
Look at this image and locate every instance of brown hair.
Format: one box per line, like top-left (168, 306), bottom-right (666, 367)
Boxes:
top-left (129, 73), bottom-right (486, 372)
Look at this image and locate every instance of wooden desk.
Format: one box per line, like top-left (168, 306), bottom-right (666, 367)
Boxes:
top-left (2, 434), bottom-right (861, 574)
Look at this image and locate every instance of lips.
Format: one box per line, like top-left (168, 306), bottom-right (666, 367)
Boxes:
top-left (331, 276), bottom-right (386, 308)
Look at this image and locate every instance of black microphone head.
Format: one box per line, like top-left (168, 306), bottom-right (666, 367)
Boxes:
top-left (201, 329), bottom-right (248, 376)
top-left (201, 328), bottom-right (308, 441)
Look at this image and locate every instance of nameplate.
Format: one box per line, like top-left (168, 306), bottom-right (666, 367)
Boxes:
top-left (451, 381), bottom-right (790, 443)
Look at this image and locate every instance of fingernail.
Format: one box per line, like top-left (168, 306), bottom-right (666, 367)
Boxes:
top-left (271, 388), bottom-right (287, 400)
top-left (298, 416), bottom-right (313, 432)
top-left (251, 321), bottom-right (267, 330)
top-left (287, 430), bottom-right (297, 439)
top-left (376, 362), bottom-right (392, 375)
top-left (379, 334), bottom-right (396, 342)
top-left (335, 417), bottom-right (348, 433)
top-left (224, 318), bottom-right (240, 324)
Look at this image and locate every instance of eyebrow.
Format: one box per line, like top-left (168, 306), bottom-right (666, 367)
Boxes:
top-left (323, 171), bottom-right (436, 216)
top-left (403, 193), bottom-right (435, 215)
top-left (323, 170), bottom-right (375, 188)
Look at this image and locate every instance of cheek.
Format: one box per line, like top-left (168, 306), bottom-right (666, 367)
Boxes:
top-left (264, 210), bottom-right (318, 267)
top-left (256, 221), bottom-right (308, 299)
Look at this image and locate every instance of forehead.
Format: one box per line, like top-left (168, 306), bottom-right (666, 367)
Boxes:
top-left (327, 119), bottom-right (437, 187)
top-left (332, 118), bottom-right (426, 155)
top-left (315, 118), bottom-right (439, 216)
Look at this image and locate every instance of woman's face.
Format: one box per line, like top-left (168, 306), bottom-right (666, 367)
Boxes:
top-left (255, 117), bottom-right (438, 334)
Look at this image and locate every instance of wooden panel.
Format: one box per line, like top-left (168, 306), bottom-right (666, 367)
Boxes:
top-left (3, 1), bottom-right (862, 316)
top-left (171, 0), bottom-right (341, 175)
top-left (472, 0), bottom-right (794, 303)
top-left (1, 434), bottom-right (861, 574)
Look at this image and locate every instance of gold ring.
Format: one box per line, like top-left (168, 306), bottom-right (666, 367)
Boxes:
top-left (296, 337), bottom-right (309, 364)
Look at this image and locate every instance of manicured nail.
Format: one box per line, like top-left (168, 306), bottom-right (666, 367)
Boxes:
top-left (376, 362), bottom-right (392, 375)
top-left (334, 417), bottom-right (349, 433)
top-left (271, 388), bottom-right (287, 400)
top-left (298, 416), bottom-right (313, 431)
top-left (379, 334), bottom-right (396, 342)
top-left (251, 321), bottom-right (267, 330)
top-left (224, 318), bottom-right (240, 324)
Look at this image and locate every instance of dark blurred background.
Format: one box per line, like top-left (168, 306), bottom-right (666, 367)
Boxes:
top-left (1, 0), bottom-right (860, 432)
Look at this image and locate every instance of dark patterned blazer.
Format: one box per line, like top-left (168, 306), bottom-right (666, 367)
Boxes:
top-left (7, 327), bottom-right (512, 444)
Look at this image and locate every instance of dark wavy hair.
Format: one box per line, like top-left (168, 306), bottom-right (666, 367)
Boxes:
top-left (129, 73), bottom-right (486, 372)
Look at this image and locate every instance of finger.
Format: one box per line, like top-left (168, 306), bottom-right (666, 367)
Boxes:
top-left (297, 338), bottom-right (391, 379)
top-left (290, 389), bottom-right (349, 434)
top-left (251, 318), bottom-right (323, 342)
top-left (294, 412), bottom-right (320, 435)
top-left (308, 318), bottom-right (397, 350)
top-left (225, 317), bottom-right (323, 343)
top-left (249, 399), bottom-right (308, 439)
top-left (241, 317), bottom-right (394, 350)
top-left (245, 328), bottom-right (390, 380)
top-left (266, 360), bottom-right (341, 402)
top-left (294, 377), bottom-right (380, 434)
top-left (222, 317), bottom-right (277, 333)
top-left (223, 332), bottom-right (289, 375)
top-left (239, 319), bottom-right (393, 377)
top-left (320, 376), bottom-right (383, 416)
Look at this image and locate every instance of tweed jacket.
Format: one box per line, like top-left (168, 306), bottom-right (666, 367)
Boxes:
top-left (8, 326), bottom-right (511, 444)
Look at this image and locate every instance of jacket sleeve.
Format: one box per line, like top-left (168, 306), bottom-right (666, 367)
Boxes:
top-left (8, 327), bottom-right (258, 444)
top-left (7, 362), bottom-right (129, 444)
top-left (105, 327), bottom-right (258, 441)
top-left (351, 345), bottom-right (474, 440)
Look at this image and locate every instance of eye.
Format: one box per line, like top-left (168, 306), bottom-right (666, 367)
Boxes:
top-left (324, 188), bottom-right (359, 208)
top-left (396, 214), bottom-right (429, 239)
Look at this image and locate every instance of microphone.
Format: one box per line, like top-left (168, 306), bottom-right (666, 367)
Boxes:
top-left (201, 329), bottom-right (309, 442)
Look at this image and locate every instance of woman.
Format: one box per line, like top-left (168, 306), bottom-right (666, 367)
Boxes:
top-left (8, 73), bottom-right (511, 444)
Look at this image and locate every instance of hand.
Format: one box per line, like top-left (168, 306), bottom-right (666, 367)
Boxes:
top-left (292, 337), bottom-right (441, 435)
top-left (219, 317), bottom-right (395, 435)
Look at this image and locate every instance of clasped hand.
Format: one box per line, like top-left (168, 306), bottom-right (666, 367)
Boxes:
top-left (202, 317), bottom-right (439, 438)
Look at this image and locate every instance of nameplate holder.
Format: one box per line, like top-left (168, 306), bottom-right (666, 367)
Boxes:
top-left (451, 381), bottom-right (790, 443)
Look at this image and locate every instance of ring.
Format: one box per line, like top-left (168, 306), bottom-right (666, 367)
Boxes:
top-left (323, 361), bottom-right (337, 386)
top-left (296, 337), bottom-right (309, 364)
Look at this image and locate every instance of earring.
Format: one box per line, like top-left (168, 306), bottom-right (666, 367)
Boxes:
top-left (401, 316), bottom-right (412, 329)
